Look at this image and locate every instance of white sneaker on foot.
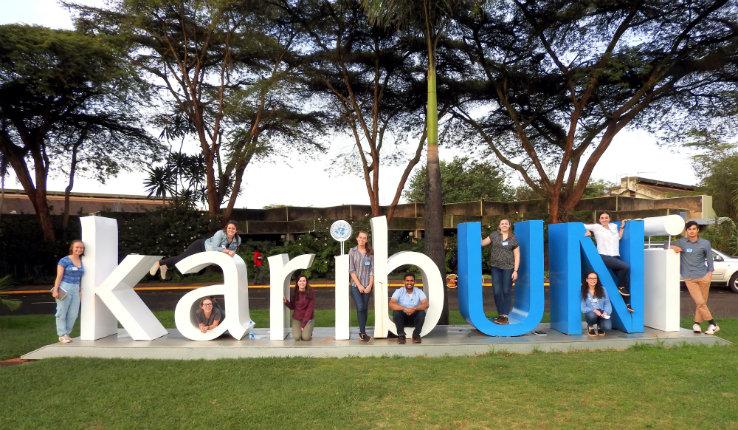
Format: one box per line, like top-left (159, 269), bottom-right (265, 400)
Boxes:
top-left (149, 262), bottom-right (160, 276)
top-left (59, 335), bottom-right (72, 344)
top-left (705, 324), bottom-right (720, 335)
top-left (692, 323), bottom-right (702, 333)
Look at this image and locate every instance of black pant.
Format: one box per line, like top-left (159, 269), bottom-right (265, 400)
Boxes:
top-left (393, 310), bottom-right (426, 339)
top-left (160, 239), bottom-right (206, 269)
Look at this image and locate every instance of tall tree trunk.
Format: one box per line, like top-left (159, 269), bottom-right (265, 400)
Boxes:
top-left (34, 190), bottom-right (56, 243)
top-left (63, 139), bottom-right (82, 230)
top-left (423, 24), bottom-right (448, 324)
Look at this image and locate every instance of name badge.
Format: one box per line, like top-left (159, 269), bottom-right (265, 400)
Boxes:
top-left (502, 241), bottom-right (508, 246)
top-left (364, 258), bottom-right (371, 266)
top-left (686, 248), bottom-right (693, 253)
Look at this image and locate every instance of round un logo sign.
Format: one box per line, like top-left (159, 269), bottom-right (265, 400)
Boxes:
top-left (330, 220), bottom-right (352, 242)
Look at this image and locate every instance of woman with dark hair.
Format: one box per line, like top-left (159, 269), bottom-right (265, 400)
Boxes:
top-left (283, 274), bottom-right (315, 341)
top-left (52, 240), bottom-right (85, 343)
top-left (584, 211), bottom-right (634, 312)
top-left (349, 230), bottom-right (374, 343)
top-left (581, 272), bottom-right (612, 337)
top-left (195, 296), bottom-right (223, 333)
top-left (481, 217), bottom-right (520, 325)
top-left (149, 220), bottom-right (242, 279)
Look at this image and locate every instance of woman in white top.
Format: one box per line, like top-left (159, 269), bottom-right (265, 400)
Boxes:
top-left (584, 211), bottom-right (633, 312)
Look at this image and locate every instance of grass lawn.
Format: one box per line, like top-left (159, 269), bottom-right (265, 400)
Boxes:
top-left (1, 314), bottom-right (736, 429)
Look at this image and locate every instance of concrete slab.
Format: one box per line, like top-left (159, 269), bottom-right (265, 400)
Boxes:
top-left (22, 323), bottom-right (731, 360)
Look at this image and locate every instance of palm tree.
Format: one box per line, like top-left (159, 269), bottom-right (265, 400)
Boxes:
top-left (361, 0), bottom-right (463, 324)
top-left (144, 166), bottom-right (175, 202)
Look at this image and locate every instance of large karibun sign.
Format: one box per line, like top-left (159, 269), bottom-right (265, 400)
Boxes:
top-left (78, 215), bottom-right (684, 342)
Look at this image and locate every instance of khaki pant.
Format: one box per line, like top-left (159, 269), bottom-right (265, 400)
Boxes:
top-left (684, 273), bottom-right (713, 323)
top-left (291, 318), bottom-right (314, 341)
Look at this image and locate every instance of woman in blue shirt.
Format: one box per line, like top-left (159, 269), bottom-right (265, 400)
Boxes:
top-left (580, 271), bottom-right (612, 337)
top-left (149, 220), bottom-right (242, 279)
top-left (52, 240), bottom-right (85, 343)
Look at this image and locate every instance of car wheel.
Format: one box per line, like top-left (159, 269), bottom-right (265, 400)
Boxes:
top-left (729, 272), bottom-right (738, 294)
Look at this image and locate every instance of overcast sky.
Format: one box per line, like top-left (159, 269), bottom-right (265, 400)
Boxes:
top-left (0, 1), bottom-right (699, 209)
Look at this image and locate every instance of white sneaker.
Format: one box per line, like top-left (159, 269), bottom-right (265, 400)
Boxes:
top-left (705, 324), bottom-right (720, 335)
top-left (159, 265), bottom-right (168, 280)
top-left (692, 323), bottom-right (702, 333)
top-left (59, 335), bottom-right (72, 344)
top-left (149, 262), bottom-right (159, 276)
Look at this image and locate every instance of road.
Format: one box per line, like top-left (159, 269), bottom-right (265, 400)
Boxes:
top-left (4, 283), bottom-right (736, 319)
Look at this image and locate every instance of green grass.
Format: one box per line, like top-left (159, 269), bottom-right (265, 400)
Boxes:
top-left (1, 315), bottom-right (736, 429)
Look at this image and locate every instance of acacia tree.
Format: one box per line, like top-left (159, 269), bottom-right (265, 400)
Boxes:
top-left (282, 0), bottom-right (430, 221)
top-left (0, 24), bottom-right (158, 242)
top-left (450, 0), bottom-right (738, 223)
top-left (71, 0), bottom-right (324, 219)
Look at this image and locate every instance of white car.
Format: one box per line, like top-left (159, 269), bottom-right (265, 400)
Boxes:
top-left (711, 248), bottom-right (738, 294)
top-left (644, 242), bottom-right (738, 293)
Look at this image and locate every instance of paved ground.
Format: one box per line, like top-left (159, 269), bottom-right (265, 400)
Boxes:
top-left (21, 323), bottom-right (732, 360)
top-left (5, 282), bottom-right (736, 318)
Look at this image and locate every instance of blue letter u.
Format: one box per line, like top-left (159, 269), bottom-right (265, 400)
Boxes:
top-left (457, 221), bottom-right (544, 336)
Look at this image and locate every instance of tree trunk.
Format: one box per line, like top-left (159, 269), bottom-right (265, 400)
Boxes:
top-left (423, 39), bottom-right (448, 324)
top-left (62, 140), bottom-right (81, 230)
top-left (0, 141), bottom-right (56, 242)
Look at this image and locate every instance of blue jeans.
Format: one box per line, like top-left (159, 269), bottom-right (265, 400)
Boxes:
top-left (600, 254), bottom-right (630, 291)
top-left (584, 311), bottom-right (612, 331)
top-left (350, 285), bottom-right (371, 334)
top-left (491, 267), bottom-right (513, 316)
top-left (55, 281), bottom-right (80, 336)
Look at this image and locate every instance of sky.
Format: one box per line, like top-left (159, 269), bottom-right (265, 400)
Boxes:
top-left (0, 0), bottom-right (700, 209)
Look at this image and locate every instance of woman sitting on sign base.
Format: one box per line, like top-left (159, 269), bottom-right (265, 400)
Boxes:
top-left (283, 274), bottom-right (315, 341)
top-left (581, 272), bottom-right (612, 337)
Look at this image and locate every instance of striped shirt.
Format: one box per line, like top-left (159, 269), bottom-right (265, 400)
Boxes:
top-left (348, 246), bottom-right (374, 288)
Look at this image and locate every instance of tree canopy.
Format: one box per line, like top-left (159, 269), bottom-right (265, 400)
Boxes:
top-left (686, 130), bottom-right (738, 220)
top-left (403, 156), bottom-right (513, 203)
top-left (70, 0), bottom-right (326, 220)
top-left (0, 24), bottom-right (159, 241)
top-left (447, 0), bottom-right (738, 222)
top-left (281, 0), bottom-right (430, 221)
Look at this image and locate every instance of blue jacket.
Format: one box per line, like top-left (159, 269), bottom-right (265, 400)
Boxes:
top-left (581, 288), bottom-right (612, 314)
top-left (204, 230), bottom-right (241, 252)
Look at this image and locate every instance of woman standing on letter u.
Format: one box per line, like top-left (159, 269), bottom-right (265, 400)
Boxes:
top-left (349, 230), bottom-right (374, 343)
top-left (481, 218), bottom-right (520, 325)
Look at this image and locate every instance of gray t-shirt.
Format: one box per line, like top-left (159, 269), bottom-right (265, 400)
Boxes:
top-left (487, 231), bottom-right (519, 270)
top-left (674, 237), bottom-right (714, 279)
top-left (195, 307), bottom-right (223, 327)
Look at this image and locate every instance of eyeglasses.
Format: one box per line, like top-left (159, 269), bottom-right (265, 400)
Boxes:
top-left (202, 303), bottom-right (213, 306)
top-left (586, 277), bottom-right (598, 280)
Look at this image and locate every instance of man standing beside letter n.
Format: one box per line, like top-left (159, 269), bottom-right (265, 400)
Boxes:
top-left (389, 273), bottom-right (429, 344)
